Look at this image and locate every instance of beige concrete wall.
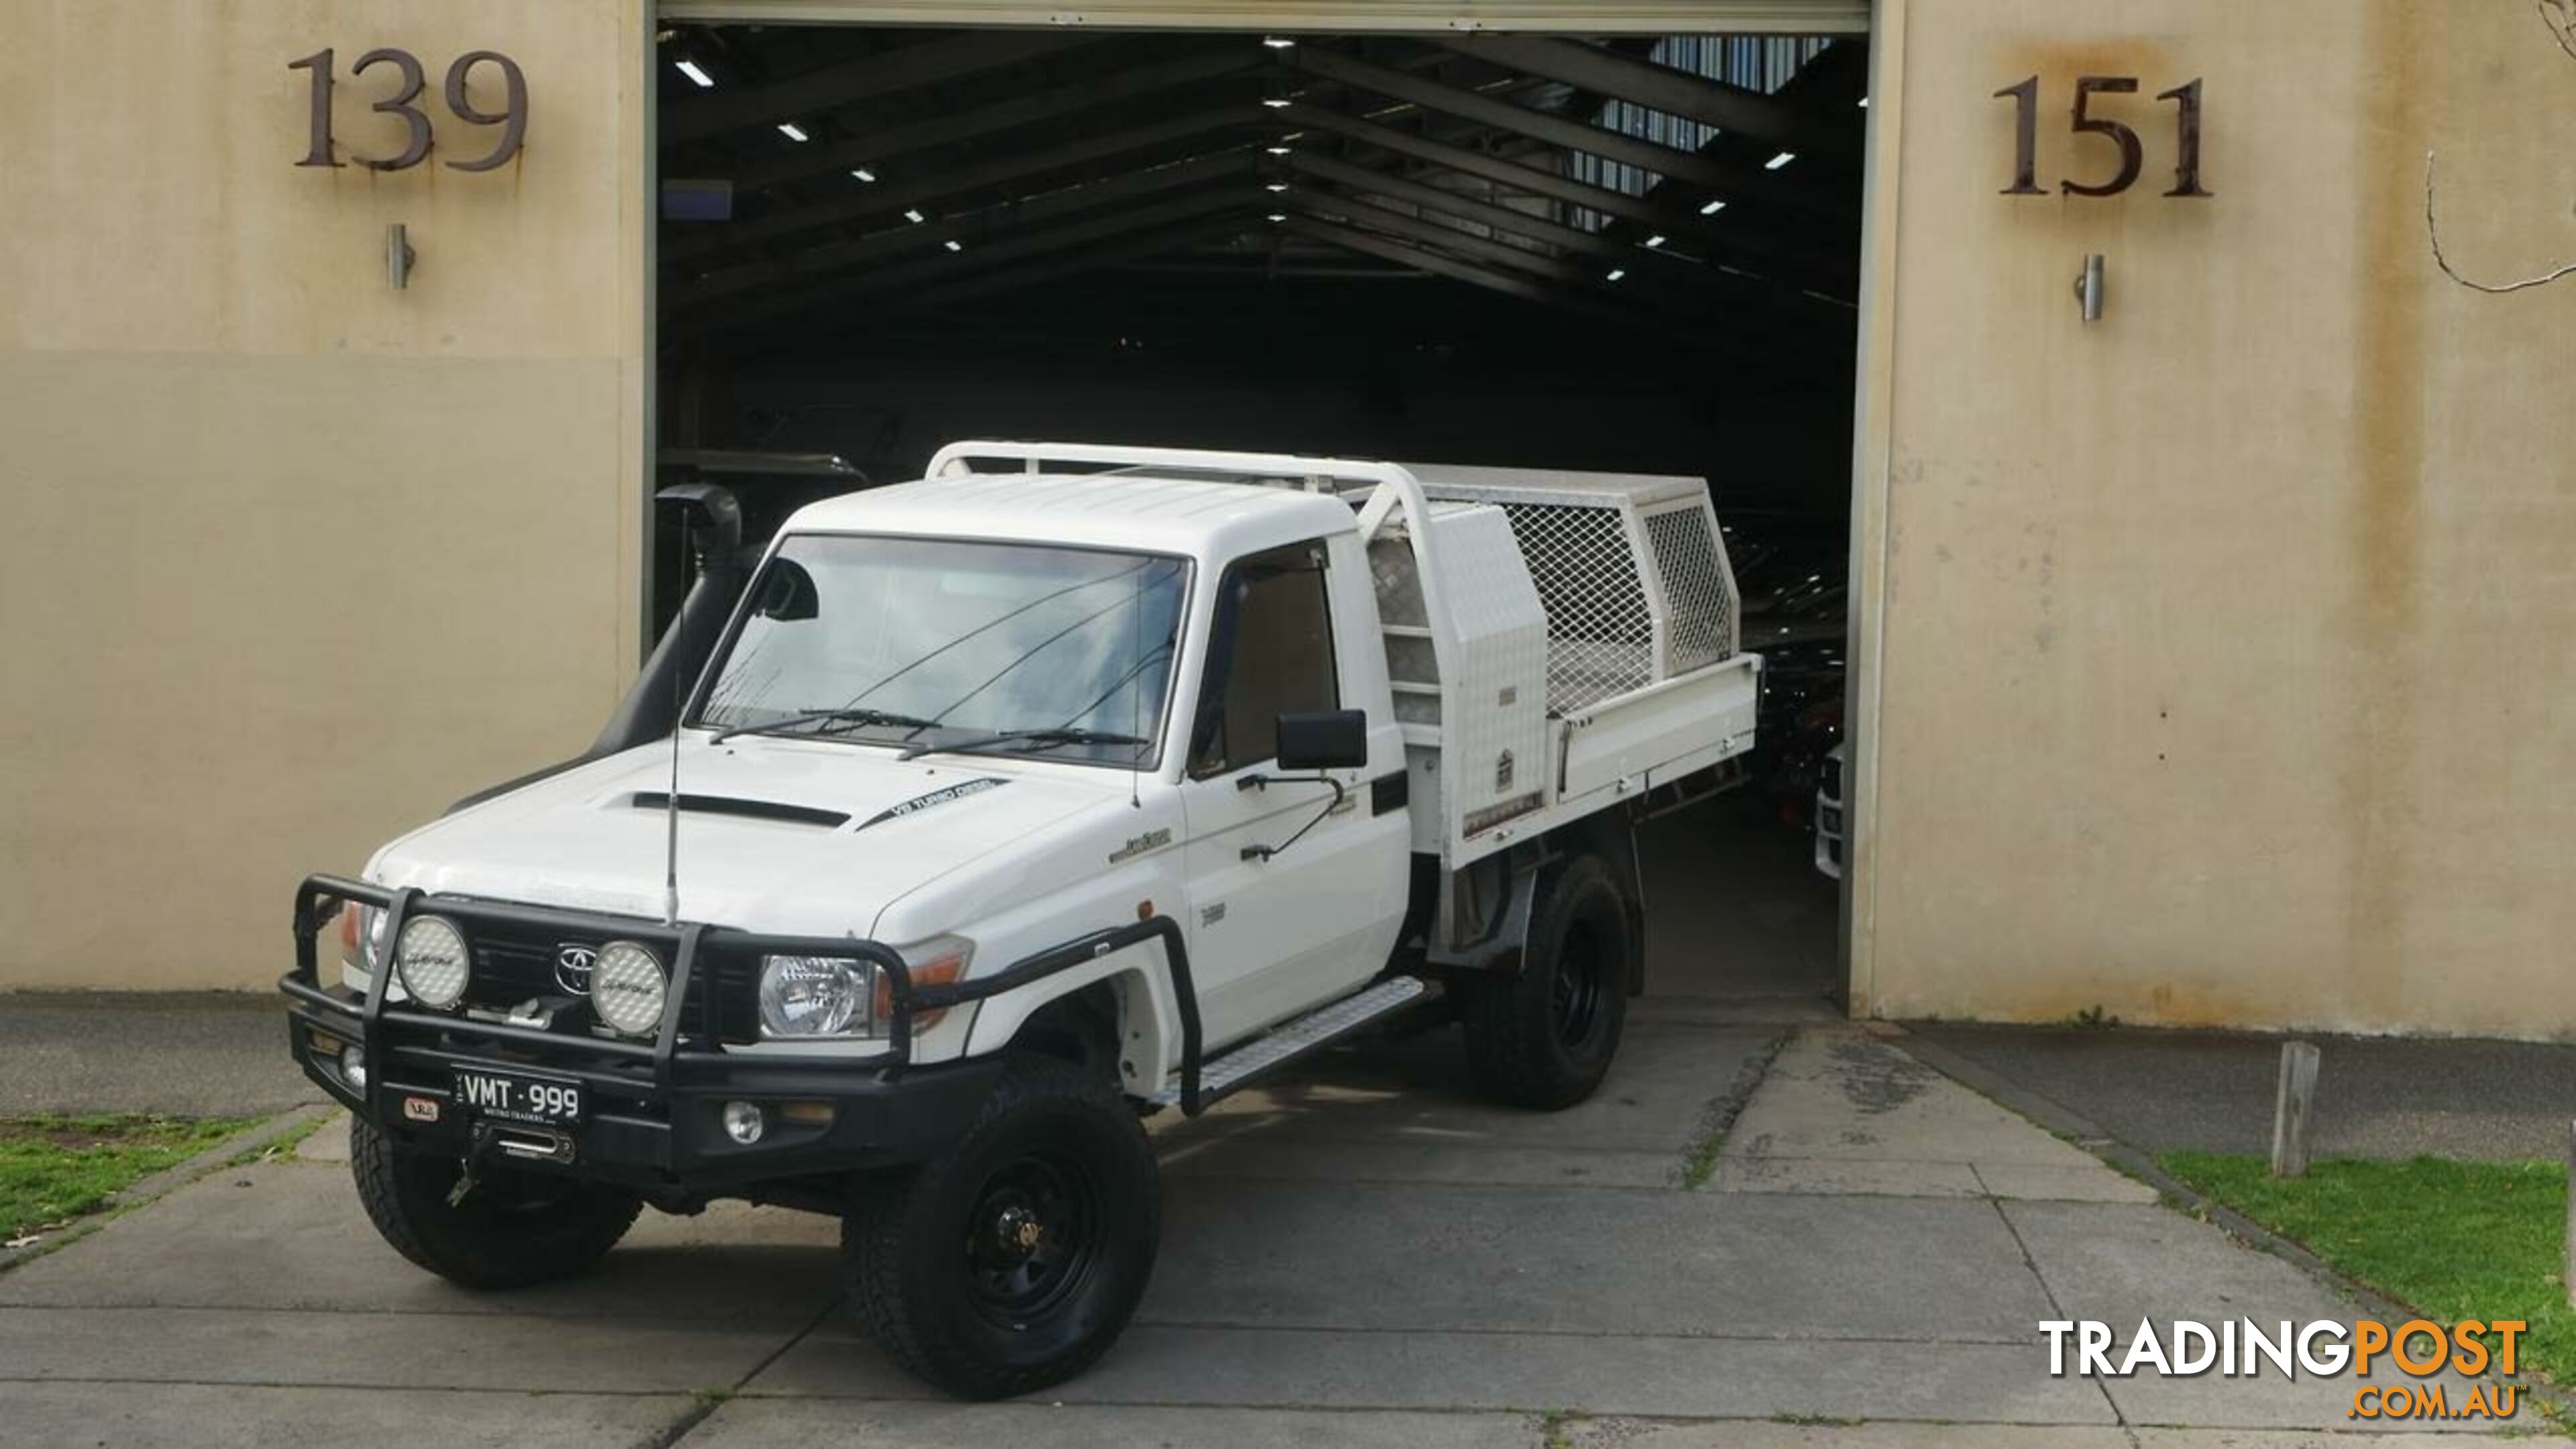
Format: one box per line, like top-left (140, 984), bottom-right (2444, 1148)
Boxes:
top-left (1852, 0), bottom-right (2576, 1036)
top-left (0, 0), bottom-right (649, 989)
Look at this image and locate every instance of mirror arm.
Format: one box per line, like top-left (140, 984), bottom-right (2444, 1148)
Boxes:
top-left (1236, 773), bottom-right (1348, 863)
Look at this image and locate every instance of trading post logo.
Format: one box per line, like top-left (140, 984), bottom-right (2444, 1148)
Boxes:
top-left (2043, 1318), bottom-right (2529, 1421)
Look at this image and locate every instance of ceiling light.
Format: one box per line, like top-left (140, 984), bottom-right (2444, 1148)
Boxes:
top-left (777, 122), bottom-right (809, 142)
top-left (1858, 96), bottom-right (1871, 109)
top-left (1267, 213), bottom-right (1287, 223)
top-left (1765, 150), bottom-right (1795, 170)
top-left (903, 209), bottom-right (925, 223)
top-left (1699, 198), bottom-right (1727, 215)
top-left (943, 239), bottom-right (963, 252)
top-left (1267, 145), bottom-right (1292, 156)
top-left (1263, 36), bottom-right (1297, 49)
top-left (1263, 97), bottom-right (1292, 109)
top-left (674, 60), bottom-right (714, 88)
top-left (1265, 182), bottom-right (1289, 193)
top-left (1644, 234), bottom-right (1666, 248)
top-left (1604, 268), bottom-right (1627, 281)
top-left (850, 167), bottom-right (876, 183)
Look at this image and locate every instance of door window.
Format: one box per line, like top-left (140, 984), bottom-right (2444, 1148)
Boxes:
top-left (1189, 541), bottom-right (1338, 777)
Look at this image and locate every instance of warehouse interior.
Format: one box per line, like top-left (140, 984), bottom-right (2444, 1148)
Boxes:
top-left (651, 23), bottom-right (1864, 1004)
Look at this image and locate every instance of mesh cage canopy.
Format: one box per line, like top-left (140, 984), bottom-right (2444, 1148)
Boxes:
top-left (1644, 503), bottom-right (1736, 676)
top-left (1499, 503), bottom-right (1654, 712)
top-left (1405, 464), bottom-right (1742, 719)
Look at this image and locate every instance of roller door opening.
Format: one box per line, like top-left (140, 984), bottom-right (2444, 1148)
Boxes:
top-left (650, 19), bottom-right (1866, 1009)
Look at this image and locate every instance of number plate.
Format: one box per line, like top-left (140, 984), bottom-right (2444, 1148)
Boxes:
top-left (451, 1067), bottom-right (584, 1126)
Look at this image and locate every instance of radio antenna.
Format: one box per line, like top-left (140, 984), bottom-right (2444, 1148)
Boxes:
top-left (663, 514), bottom-right (691, 926)
top-left (1128, 562), bottom-right (1144, 810)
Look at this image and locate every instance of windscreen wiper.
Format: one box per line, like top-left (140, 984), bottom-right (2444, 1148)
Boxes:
top-left (709, 706), bottom-right (941, 747)
top-left (898, 727), bottom-right (1149, 762)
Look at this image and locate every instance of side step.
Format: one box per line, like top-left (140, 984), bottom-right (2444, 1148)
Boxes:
top-left (1156, 975), bottom-right (1427, 1112)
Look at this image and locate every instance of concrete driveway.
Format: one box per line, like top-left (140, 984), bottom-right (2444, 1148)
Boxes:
top-left (3, 1000), bottom-right (2555, 1448)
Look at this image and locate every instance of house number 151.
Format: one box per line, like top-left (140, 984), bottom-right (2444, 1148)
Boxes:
top-left (1994, 74), bottom-right (2211, 199)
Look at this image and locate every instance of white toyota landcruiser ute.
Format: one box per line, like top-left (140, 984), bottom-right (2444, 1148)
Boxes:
top-left (283, 441), bottom-right (1759, 1397)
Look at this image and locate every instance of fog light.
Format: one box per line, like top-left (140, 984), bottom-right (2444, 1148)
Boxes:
top-left (722, 1100), bottom-right (765, 1145)
top-left (341, 1044), bottom-right (368, 1090)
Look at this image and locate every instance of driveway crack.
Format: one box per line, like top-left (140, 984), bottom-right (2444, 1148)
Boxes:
top-left (651, 1293), bottom-right (839, 1447)
top-left (1985, 1194), bottom-right (2126, 1432)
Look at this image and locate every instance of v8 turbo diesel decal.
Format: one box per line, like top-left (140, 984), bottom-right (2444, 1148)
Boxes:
top-left (854, 777), bottom-right (1008, 831)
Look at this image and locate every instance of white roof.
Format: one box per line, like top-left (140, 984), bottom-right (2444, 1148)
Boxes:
top-left (779, 471), bottom-right (1358, 559)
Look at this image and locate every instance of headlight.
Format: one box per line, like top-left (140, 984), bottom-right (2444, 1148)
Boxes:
top-left (756, 935), bottom-right (972, 1040)
top-left (759, 955), bottom-right (871, 1038)
top-left (394, 915), bottom-right (470, 1010)
top-left (591, 940), bottom-right (667, 1036)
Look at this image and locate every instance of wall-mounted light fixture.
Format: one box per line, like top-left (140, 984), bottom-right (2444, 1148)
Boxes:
top-left (386, 223), bottom-right (417, 290)
top-left (2073, 253), bottom-right (2104, 322)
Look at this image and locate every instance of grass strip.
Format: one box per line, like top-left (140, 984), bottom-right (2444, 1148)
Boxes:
top-left (1, 1113), bottom-right (260, 1242)
top-left (2159, 1151), bottom-right (2572, 1387)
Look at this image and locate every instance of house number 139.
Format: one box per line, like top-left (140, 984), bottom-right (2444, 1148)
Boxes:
top-left (1994, 74), bottom-right (2211, 199)
top-left (288, 47), bottom-right (527, 172)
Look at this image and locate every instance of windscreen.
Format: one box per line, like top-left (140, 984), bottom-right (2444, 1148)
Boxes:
top-left (695, 534), bottom-right (1188, 768)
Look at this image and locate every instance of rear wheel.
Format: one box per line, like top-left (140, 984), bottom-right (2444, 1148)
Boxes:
top-left (1460, 853), bottom-right (1631, 1110)
top-left (843, 1056), bottom-right (1159, 1399)
top-left (350, 1118), bottom-right (642, 1289)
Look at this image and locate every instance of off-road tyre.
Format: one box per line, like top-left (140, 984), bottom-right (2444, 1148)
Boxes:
top-left (843, 1055), bottom-right (1159, 1399)
top-left (350, 1118), bottom-right (642, 1289)
top-left (1460, 853), bottom-right (1632, 1110)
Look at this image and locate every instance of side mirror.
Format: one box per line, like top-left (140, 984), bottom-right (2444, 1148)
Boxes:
top-left (1275, 708), bottom-right (1367, 771)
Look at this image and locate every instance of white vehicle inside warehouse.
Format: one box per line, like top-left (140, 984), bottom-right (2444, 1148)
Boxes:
top-left (287, 441), bottom-right (1755, 1397)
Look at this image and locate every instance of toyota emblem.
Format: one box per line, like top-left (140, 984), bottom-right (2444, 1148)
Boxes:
top-left (553, 944), bottom-right (597, 996)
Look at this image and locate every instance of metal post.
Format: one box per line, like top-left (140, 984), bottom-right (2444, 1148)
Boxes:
top-left (2271, 1040), bottom-right (2321, 1178)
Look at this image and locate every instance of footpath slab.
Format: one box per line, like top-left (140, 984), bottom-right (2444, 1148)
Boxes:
top-left (683, 1401), bottom-right (1539, 1448)
top-left (1715, 1028), bottom-right (2156, 1203)
top-left (0, 1383), bottom-right (695, 1448)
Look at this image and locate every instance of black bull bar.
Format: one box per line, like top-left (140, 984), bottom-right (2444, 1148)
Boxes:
top-left (280, 874), bottom-right (1209, 1178)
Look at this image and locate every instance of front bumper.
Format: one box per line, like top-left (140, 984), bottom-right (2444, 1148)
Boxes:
top-left (280, 875), bottom-right (1010, 1191)
top-left (282, 874), bottom-right (1208, 1193)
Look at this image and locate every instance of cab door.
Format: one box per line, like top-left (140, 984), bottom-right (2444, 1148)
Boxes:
top-left (1177, 536), bottom-right (1409, 1049)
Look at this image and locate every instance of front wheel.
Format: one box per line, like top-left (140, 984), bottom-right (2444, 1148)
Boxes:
top-left (350, 1118), bottom-right (642, 1289)
top-left (1460, 853), bottom-right (1632, 1110)
top-left (843, 1056), bottom-right (1160, 1399)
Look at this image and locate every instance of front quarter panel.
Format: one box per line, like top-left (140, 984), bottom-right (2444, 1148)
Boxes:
top-left (890, 791), bottom-right (1193, 1090)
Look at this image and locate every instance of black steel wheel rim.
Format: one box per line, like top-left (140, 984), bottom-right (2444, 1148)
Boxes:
top-left (963, 1150), bottom-right (1102, 1326)
top-left (1552, 923), bottom-right (1605, 1048)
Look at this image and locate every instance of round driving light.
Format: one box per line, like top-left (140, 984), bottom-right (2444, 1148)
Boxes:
top-left (590, 940), bottom-right (667, 1036)
top-left (758, 955), bottom-right (869, 1038)
top-left (394, 916), bottom-right (471, 1010)
top-left (722, 1100), bottom-right (766, 1145)
top-left (341, 1044), bottom-right (368, 1089)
